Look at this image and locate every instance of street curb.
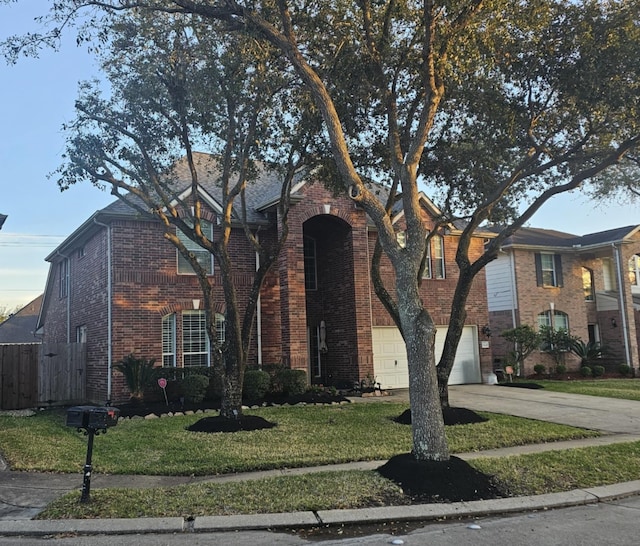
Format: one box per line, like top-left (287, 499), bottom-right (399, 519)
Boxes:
top-left (1, 482), bottom-right (639, 537)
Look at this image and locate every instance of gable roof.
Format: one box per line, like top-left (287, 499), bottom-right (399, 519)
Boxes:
top-left (0, 213), bottom-right (6, 230)
top-left (495, 225), bottom-right (640, 251)
top-left (0, 295), bottom-right (43, 344)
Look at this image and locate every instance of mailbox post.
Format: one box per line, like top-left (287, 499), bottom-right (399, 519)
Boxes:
top-left (66, 406), bottom-right (120, 503)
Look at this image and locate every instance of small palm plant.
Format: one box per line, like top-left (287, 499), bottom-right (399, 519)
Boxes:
top-left (113, 354), bottom-right (158, 403)
top-left (570, 340), bottom-right (610, 367)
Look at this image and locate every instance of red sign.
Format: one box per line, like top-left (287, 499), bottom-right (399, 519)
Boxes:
top-left (157, 378), bottom-right (167, 389)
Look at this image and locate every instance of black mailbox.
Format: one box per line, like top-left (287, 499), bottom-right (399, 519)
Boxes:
top-left (66, 406), bottom-right (120, 430)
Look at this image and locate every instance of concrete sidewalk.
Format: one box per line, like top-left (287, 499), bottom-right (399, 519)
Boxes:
top-left (1, 384), bottom-right (640, 535)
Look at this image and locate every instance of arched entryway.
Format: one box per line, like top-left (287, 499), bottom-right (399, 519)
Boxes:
top-left (303, 215), bottom-right (359, 386)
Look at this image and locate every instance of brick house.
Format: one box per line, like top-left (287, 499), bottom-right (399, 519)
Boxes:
top-left (485, 226), bottom-right (640, 375)
top-left (37, 154), bottom-right (492, 403)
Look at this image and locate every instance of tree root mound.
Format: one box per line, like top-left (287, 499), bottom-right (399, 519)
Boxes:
top-left (394, 407), bottom-right (488, 426)
top-left (378, 453), bottom-right (505, 503)
top-left (186, 415), bottom-right (276, 433)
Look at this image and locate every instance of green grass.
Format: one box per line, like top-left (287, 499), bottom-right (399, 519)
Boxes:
top-left (0, 403), bottom-right (598, 475)
top-left (532, 378), bottom-right (640, 401)
top-left (39, 441), bottom-right (640, 520)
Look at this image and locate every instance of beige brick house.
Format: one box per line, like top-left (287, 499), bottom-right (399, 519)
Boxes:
top-left (37, 154), bottom-right (492, 403)
top-left (486, 226), bottom-right (640, 375)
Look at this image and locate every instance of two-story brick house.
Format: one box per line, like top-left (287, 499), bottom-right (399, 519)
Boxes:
top-left (486, 226), bottom-right (640, 375)
top-left (37, 153), bottom-right (492, 403)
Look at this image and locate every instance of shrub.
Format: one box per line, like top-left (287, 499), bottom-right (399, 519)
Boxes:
top-left (276, 368), bottom-right (307, 396)
top-left (580, 366), bottom-right (592, 377)
top-left (555, 364), bottom-right (567, 375)
top-left (618, 363), bottom-right (631, 376)
top-left (180, 374), bottom-right (210, 403)
top-left (533, 364), bottom-right (546, 376)
top-left (592, 365), bottom-right (605, 378)
top-left (113, 354), bottom-right (158, 403)
top-left (243, 369), bottom-right (271, 400)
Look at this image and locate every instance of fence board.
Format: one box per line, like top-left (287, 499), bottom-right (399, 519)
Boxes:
top-left (38, 343), bottom-right (87, 406)
top-left (0, 343), bottom-right (86, 409)
top-left (0, 344), bottom-right (39, 410)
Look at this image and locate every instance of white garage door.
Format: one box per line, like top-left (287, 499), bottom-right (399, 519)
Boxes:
top-left (372, 326), bottom-right (481, 389)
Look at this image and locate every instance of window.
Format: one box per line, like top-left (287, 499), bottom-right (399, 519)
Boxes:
top-left (423, 234), bottom-right (445, 279)
top-left (537, 310), bottom-right (569, 331)
top-left (582, 267), bottom-right (594, 301)
top-left (396, 231), bottom-right (407, 248)
top-left (303, 236), bottom-right (317, 290)
top-left (537, 310), bottom-right (570, 352)
top-left (535, 253), bottom-right (563, 287)
top-left (628, 255), bottom-right (640, 286)
top-left (177, 220), bottom-right (213, 275)
top-left (182, 311), bottom-right (210, 367)
top-left (308, 325), bottom-right (321, 378)
top-left (162, 314), bottom-right (176, 367)
top-left (76, 325), bottom-right (87, 344)
top-left (59, 259), bottom-right (69, 298)
top-left (78, 246), bottom-right (86, 259)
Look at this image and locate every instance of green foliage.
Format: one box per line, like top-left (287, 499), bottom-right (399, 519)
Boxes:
top-left (113, 354), bottom-right (158, 402)
top-left (501, 325), bottom-right (541, 374)
top-left (539, 327), bottom-right (578, 367)
top-left (180, 374), bottom-right (209, 404)
top-left (243, 369), bottom-right (271, 400)
top-left (555, 364), bottom-right (567, 375)
top-left (276, 369), bottom-right (308, 396)
top-left (580, 366), bottom-right (592, 377)
top-left (571, 340), bottom-right (609, 365)
top-left (533, 364), bottom-right (546, 376)
top-left (618, 364), bottom-right (631, 377)
top-left (592, 365), bottom-right (605, 378)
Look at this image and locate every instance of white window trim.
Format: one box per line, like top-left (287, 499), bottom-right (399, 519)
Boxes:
top-left (162, 314), bottom-right (176, 367)
top-left (182, 310), bottom-right (210, 367)
top-left (177, 221), bottom-right (214, 275)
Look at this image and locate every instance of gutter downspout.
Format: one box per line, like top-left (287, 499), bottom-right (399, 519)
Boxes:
top-left (613, 243), bottom-right (632, 368)
top-left (94, 218), bottom-right (113, 403)
top-left (509, 250), bottom-right (518, 328)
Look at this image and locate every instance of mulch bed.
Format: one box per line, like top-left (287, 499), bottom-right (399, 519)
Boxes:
top-left (187, 415), bottom-right (277, 433)
top-left (378, 453), bottom-right (505, 502)
top-left (498, 382), bottom-right (544, 389)
top-left (394, 407), bottom-right (488, 426)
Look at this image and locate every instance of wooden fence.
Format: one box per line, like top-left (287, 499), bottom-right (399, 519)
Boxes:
top-left (0, 342), bottom-right (86, 410)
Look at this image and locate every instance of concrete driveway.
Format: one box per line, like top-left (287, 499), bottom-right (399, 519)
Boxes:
top-left (448, 384), bottom-right (640, 435)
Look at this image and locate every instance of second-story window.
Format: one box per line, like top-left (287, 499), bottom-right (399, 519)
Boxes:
top-left (177, 220), bottom-right (213, 275)
top-left (423, 234), bottom-right (445, 279)
top-left (535, 253), bottom-right (563, 287)
top-left (582, 267), bottom-right (594, 301)
top-left (59, 258), bottom-right (69, 298)
top-left (628, 255), bottom-right (640, 286)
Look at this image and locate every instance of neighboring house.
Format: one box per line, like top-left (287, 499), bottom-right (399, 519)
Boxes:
top-left (0, 213), bottom-right (7, 230)
top-left (0, 295), bottom-right (43, 344)
top-left (486, 226), bottom-right (640, 375)
top-left (37, 153), bottom-right (492, 403)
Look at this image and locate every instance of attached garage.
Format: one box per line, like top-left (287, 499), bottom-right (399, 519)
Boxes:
top-left (372, 326), bottom-right (481, 389)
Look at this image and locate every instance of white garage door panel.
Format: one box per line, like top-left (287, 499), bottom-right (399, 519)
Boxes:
top-left (373, 326), bottom-right (480, 389)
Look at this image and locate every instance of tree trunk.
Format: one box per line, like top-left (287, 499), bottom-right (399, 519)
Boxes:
top-left (219, 362), bottom-right (243, 419)
top-left (403, 308), bottom-right (449, 461)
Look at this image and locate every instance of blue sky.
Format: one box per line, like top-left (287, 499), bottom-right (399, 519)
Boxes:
top-left (0, 1), bottom-right (637, 310)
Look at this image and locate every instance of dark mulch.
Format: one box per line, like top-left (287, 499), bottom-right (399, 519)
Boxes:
top-left (394, 407), bottom-right (488, 426)
top-left (378, 453), bottom-right (505, 503)
top-left (498, 382), bottom-right (544, 389)
top-left (115, 392), bottom-right (350, 419)
top-left (187, 415), bottom-right (276, 433)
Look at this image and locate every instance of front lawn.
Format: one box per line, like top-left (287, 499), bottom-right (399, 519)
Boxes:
top-left (532, 378), bottom-right (640, 401)
top-left (39, 441), bottom-right (640, 520)
top-left (0, 402), bottom-right (598, 475)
